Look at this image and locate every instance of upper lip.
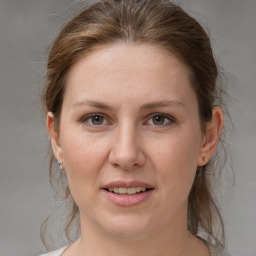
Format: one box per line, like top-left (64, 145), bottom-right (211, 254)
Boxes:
top-left (103, 180), bottom-right (154, 189)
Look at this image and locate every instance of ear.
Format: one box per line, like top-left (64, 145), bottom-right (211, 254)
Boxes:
top-left (197, 106), bottom-right (223, 166)
top-left (47, 112), bottom-right (63, 165)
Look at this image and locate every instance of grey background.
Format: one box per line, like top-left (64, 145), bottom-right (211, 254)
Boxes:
top-left (0, 0), bottom-right (255, 255)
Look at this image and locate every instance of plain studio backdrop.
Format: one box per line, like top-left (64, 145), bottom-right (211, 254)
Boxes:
top-left (0, 0), bottom-right (255, 256)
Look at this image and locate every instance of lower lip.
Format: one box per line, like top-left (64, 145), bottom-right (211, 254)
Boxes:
top-left (102, 189), bottom-right (154, 207)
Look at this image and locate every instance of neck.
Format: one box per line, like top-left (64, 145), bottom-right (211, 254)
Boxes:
top-left (66, 209), bottom-right (209, 256)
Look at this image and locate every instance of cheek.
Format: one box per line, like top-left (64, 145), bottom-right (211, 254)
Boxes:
top-left (151, 130), bottom-right (201, 197)
top-left (60, 128), bottom-right (109, 191)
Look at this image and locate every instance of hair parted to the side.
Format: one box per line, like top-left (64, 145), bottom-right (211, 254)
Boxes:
top-left (41, 0), bottom-right (227, 249)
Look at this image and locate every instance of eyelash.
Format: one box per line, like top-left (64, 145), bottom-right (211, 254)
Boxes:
top-left (80, 112), bottom-right (175, 128)
top-left (145, 113), bottom-right (175, 127)
top-left (80, 113), bottom-right (109, 127)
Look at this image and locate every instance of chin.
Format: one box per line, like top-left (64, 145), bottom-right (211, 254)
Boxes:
top-left (101, 214), bottom-right (154, 241)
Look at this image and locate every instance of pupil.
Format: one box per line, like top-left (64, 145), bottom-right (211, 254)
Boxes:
top-left (153, 116), bottom-right (164, 125)
top-left (92, 115), bottom-right (103, 125)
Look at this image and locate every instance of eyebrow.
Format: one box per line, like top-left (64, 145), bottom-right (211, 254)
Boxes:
top-left (72, 100), bottom-right (113, 110)
top-left (72, 100), bottom-right (185, 110)
top-left (140, 100), bottom-right (185, 110)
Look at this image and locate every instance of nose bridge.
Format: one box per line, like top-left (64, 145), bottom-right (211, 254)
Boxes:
top-left (109, 120), bottom-right (144, 169)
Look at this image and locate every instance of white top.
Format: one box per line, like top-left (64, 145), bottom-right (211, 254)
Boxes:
top-left (39, 247), bottom-right (67, 256)
top-left (39, 245), bottom-right (235, 256)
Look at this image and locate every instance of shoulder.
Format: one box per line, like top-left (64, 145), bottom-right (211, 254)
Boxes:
top-left (38, 246), bottom-right (67, 256)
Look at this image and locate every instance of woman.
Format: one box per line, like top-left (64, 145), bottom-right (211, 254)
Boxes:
top-left (40, 0), bottom-right (232, 255)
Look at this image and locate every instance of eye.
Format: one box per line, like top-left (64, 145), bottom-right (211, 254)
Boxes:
top-left (82, 114), bottom-right (108, 126)
top-left (146, 113), bottom-right (174, 126)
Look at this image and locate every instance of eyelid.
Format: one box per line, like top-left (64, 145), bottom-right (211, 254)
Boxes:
top-left (144, 112), bottom-right (175, 126)
top-left (80, 113), bottom-right (111, 126)
top-left (79, 112), bottom-right (175, 127)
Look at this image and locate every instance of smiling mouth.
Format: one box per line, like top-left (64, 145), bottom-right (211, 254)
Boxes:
top-left (105, 187), bottom-right (152, 195)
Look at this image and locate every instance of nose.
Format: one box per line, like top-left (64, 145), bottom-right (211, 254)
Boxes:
top-left (108, 123), bottom-right (145, 170)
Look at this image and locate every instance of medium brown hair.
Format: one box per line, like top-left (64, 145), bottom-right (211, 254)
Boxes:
top-left (41, 0), bottom-right (226, 249)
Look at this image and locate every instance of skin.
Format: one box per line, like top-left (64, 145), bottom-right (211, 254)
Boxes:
top-left (47, 43), bottom-right (223, 256)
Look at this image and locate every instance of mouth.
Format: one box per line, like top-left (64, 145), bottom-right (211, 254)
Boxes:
top-left (102, 181), bottom-right (154, 206)
top-left (104, 187), bottom-right (153, 195)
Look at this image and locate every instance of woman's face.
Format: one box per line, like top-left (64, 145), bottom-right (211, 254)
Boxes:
top-left (49, 43), bottom-right (211, 240)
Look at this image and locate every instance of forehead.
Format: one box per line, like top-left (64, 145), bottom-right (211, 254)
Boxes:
top-left (68, 42), bottom-right (190, 80)
top-left (64, 43), bottom-right (196, 107)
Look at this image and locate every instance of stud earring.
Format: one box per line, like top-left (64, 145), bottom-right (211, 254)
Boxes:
top-left (57, 160), bottom-right (64, 170)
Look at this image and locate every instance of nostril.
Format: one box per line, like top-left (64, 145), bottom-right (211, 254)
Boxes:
top-left (108, 142), bottom-right (146, 170)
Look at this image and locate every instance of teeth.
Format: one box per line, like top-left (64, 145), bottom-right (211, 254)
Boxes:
top-left (127, 187), bottom-right (136, 194)
top-left (119, 187), bottom-right (126, 194)
top-left (107, 187), bottom-right (148, 195)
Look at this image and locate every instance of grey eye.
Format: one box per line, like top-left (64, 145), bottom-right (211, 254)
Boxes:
top-left (152, 115), bottom-right (166, 125)
top-left (146, 113), bottom-right (174, 127)
top-left (91, 115), bottom-right (104, 125)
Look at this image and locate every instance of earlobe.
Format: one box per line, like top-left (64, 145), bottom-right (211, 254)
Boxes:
top-left (47, 112), bottom-right (63, 164)
top-left (197, 106), bottom-right (223, 166)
